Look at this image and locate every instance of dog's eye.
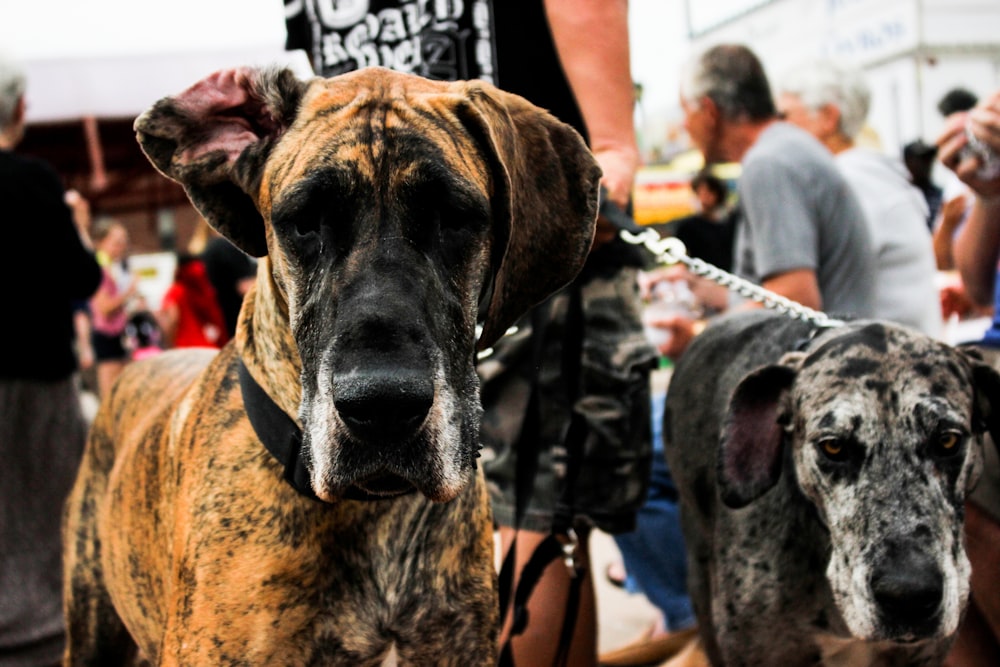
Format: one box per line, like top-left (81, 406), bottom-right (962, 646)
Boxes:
top-left (931, 431), bottom-right (963, 458)
top-left (294, 213), bottom-right (322, 238)
top-left (817, 438), bottom-right (849, 462)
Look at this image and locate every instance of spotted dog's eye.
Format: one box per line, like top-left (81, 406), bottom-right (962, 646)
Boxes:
top-left (817, 438), bottom-right (850, 462)
top-left (931, 431), bottom-right (963, 458)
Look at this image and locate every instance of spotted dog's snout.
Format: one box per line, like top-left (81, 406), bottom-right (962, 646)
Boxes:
top-left (334, 369), bottom-right (435, 442)
top-left (870, 542), bottom-right (945, 637)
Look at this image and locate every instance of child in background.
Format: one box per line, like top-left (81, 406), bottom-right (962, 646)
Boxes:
top-left (123, 308), bottom-right (163, 361)
top-left (89, 219), bottom-right (137, 398)
top-left (157, 254), bottom-right (229, 350)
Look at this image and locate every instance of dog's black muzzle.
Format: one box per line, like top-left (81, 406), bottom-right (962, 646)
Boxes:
top-left (870, 542), bottom-right (945, 640)
top-left (334, 368), bottom-right (435, 443)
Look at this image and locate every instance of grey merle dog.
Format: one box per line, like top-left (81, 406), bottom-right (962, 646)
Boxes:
top-left (663, 309), bottom-right (1000, 666)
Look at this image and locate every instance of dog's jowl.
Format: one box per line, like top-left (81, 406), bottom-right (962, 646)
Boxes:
top-left (664, 309), bottom-right (1000, 667)
top-left (62, 67), bottom-right (600, 666)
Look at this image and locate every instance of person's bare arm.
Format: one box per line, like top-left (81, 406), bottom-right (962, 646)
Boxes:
top-left (954, 197), bottom-right (1000, 305)
top-left (544, 0), bottom-right (638, 210)
top-left (932, 194), bottom-right (968, 271)
top-left (759, 268), bottom-right (823, 311)
top-left (942, 91), bottom-right (1000, 306)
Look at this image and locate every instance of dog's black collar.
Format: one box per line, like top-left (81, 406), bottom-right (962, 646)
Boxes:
top-left (237, 360), bottom-right (409, 503)
top-left (792, 320), bottom-right (843, 353)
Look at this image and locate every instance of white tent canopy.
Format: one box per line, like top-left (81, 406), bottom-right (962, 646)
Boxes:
top-left (5, 0), bottom-right (297, 123)
top-left (23, 47), bottom-right (311, 123)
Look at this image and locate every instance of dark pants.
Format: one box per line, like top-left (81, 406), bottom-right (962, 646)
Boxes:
top-left (0, 377), bottom-right (88, 666)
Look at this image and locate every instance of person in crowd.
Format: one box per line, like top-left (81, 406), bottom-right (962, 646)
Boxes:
top-left (635, 168), bottom-right (735, 322)
top-left (200, 226), bottom-right (256, 340)
top-left (66, 189), bottom-right (97, 376)
top-left (599, 376), bottom-right (697, 667)
top-left (904, 139), bottom-right (945, 230)
top-left (776, 58), bottom-right (941, 337)
top-left (671, 168), bottom-right (734, 271)
top-left (602, 172), bottom-right (733, 667)
top-left (157, 253), bottom-right (229, 350)
top-left (649, 43), bottom-right (878, 361)
top-left (0, 51), bottom-right (103, 667)
top-left (938, 87), bottom-right (1000, 667)
top-left (123, 309), bottom-right (164, 361)
top-left (933, 87), bottom-right (980, 270)
top-left (89, 219), bottom-right (138, 399)
top-left (285, 2), bottom-right (657, 665)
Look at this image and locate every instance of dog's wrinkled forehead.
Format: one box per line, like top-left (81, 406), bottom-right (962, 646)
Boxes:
top-left (797, 322), bottom-right (973, 402)
top-left (259, 75), bottom-right (492, 217)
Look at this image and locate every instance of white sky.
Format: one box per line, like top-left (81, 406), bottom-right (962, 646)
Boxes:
top-left (2, 0), bottom-right (690, 115)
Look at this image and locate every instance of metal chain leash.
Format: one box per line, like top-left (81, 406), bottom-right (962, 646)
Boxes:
top-left (620, 228), bottom-right (845, 329)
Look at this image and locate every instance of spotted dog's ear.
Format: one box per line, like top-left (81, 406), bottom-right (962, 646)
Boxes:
top-left (718, 357), bottom-right (800, 508)
top-left (960, 346), bottom-right (1000, 460)
top-left (456, 83), bottom-right (601, 348)
top-left (134, 67), bottom-right (306, 257)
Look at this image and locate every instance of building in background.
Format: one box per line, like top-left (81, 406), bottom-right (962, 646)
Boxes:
top-left (683, 0), bottom-right (1000, 155)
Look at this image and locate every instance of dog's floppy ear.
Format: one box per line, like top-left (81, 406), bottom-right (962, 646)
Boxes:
top-left (456, 84), bottom-right (602, 348)
top-left (960, 346), bottom-right (1000, 460)
top-left (134, 67), bottom-right (306, 257)
top-left (718, 362), bottom-right (798, 508)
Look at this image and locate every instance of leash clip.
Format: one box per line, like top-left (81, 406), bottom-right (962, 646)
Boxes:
top-left (620, 229), bottom-right (687, 266)
top-left (556, 528), bottom-right (583, 578)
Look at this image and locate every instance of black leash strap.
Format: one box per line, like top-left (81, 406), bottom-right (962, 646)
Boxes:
top-left (498, 302), bottom-right (551, 667)
top-left (551, 281), bottom-right (588, 667)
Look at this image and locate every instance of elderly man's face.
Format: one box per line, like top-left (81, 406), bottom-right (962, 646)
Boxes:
top-left (681, 94), bottom-right (721, 163)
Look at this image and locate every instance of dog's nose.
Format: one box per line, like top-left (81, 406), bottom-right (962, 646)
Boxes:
top-left (870, 548), bottom-right (944, 627)
top-left (334, 370), bottom-right (434, 442)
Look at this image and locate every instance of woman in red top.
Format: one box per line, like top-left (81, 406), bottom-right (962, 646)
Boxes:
top-left (158, 254), bottom-right (229, 349)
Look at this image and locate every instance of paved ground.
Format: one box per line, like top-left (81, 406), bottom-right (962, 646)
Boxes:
top-left (591, 529), bottom-right (661, 654)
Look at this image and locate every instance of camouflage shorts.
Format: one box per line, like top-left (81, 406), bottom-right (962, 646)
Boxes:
top-left (478, 266), bottom-right (658, 534)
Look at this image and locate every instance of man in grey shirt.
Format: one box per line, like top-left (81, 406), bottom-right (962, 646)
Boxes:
top-left (650, 43), bottom-right (877, 359)
top-left (733, 121), bottom-right (878, 318)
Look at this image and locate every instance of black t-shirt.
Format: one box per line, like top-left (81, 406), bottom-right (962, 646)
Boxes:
top-left (283, 0), bottom-right (585, 139)
top-left (0, 150), bottom-right (102, 380)
top-left (672, 213), bottom-right (735, 272)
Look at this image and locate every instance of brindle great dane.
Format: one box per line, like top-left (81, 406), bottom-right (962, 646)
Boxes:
top-left (62, 66), bottom-right (601, 666)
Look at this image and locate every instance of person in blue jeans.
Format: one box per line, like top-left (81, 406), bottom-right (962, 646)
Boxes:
top-left (610, 384), bottom-right (695, 652)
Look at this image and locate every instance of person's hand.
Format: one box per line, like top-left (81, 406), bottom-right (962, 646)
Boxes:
top-left (939, 281), bottom-right (972, 320)
top-left (638, 265), bottom-right (690, 300)
top-left (969, 90), bottom-right (1000, 154)
top-left (593, 144), bottom-right (640, 210)
top-left (645, 312), bottom-right (700, 361)
top-left (591, 144), bottom-right (640, 249)
top-left (937, 92), bottom-right (1000, 198)
top-left (65, 189), bottom-right (93, 247)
